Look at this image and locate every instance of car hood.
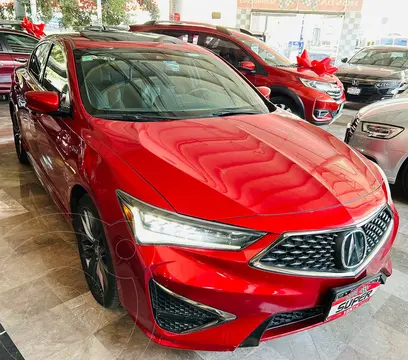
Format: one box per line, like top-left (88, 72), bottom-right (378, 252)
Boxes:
top-left (90, 111), bottom-right (381, 221)
top-left (337, 63), bottom-right (405, 80)
top-left (358, 97), bottom-right (408, 125)
top-left (275, 65), bottom-right (338, 82)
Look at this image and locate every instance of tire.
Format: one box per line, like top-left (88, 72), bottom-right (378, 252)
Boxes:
top-left (271, 95), bottom-right (301, 117)
top-left (74, 194), bottom-right (120, 309)
top-left (11, 111), bottom-right (29, 165)
top-left (399, 162), bottom-right (408, 198)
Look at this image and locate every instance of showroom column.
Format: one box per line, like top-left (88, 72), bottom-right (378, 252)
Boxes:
top-left (169, 0), bottom-right (185, 21)
top-left (337, 11), bottom-right (363, 64)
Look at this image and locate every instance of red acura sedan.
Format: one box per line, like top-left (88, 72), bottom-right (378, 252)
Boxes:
top-left (130, 21), bottom-right (346, 125)
top-left (9, 30), bottom-right (398, 351)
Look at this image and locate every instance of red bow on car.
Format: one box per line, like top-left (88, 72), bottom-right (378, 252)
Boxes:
top-left (296, 49), bottom-right (338, 76)
top-left (21, 16), bottom-right (45, 39)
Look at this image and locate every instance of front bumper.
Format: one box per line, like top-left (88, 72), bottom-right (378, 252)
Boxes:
top-left (107, 202), bottom-right (399, 351)
top-left (341, 81), bottom-right (399, 103)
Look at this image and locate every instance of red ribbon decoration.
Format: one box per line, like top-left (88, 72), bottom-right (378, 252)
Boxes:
top-left (296, 49), bottom-right (338, 77)
top-left (21, 17), bottom-right (45, 39)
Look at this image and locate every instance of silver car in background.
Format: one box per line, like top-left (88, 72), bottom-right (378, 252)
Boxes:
top-left (345, 97), bottom-right (408, 196)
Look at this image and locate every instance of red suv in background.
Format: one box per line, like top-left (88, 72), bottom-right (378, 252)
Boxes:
top-left (0, 21), bottom-right (38, 96)
top-left (130, 21), bottom-right (346, 125)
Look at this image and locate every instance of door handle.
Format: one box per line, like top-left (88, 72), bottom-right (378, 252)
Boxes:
top-left (15, 58), bottom-right (27, 64)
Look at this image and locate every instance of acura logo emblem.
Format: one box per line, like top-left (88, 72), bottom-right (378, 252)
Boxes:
top-left (352, 79), bottom-right (359, 86)
top-left (340, 229), bottom-right (367, 269)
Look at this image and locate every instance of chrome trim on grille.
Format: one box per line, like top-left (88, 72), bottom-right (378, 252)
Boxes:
top-left (250, 205), bottom-right (394, 278)
top-left (151, 280), bottom-right (236, 334)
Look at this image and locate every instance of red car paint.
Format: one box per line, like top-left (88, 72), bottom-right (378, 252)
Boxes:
top-left (9, 32), bottom-right (398, 351)
top-left (130, 22), bottom-right (346, 125)
top-left (0, 28), bottom-right (38, 94)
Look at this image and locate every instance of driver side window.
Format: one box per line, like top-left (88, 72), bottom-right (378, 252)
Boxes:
top-left (43, 44), bottom-right (70, 109)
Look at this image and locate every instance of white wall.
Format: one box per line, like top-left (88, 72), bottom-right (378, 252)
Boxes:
top-left (173, 0), bottom-right (237, 27)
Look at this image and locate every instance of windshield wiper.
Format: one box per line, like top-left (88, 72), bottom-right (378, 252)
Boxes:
top-left (210, 110), bottom-right (262, 117)
top-left (93, 113), bottom-right (167, 122)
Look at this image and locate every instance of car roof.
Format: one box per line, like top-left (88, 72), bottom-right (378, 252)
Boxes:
top-left (49, 30), bottom-right (209, 53)
top-left (130, 20), bottom-right (255, 38)
top-left (0, 27), bottom-right (36, 38)
top-left (363, 45), bottom-right (408, 51)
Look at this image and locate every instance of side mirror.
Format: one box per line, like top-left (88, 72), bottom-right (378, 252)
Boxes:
top-left (257, 86), bottom-right (271, 99)
top-left (238, 60), bottom-right (256, 72)
top-left (26, 91), bottom-right (60, 113)
top-left (341, 57), bottom-right (348, 63)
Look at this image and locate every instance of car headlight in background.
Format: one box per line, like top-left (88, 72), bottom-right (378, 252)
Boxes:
top-left (375, 80), bottom-right (402, 88)
top-left (117, 190), bottom-right (266, 250)
top-left (362, 122), bottom-right (404, 139)
top-left (371, 162), bottom-right (393, 206)
top-left (299, 78), bottom-right (335, 92)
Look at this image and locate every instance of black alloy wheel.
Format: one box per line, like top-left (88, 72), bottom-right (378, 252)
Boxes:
top-left (11, 112), bottom-right (29, 164)
top-left (74, 194), bottom-right (120, 308)
top-left (271, 96), bottom-right (301, 117)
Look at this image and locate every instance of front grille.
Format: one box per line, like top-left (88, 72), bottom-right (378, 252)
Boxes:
top-left (149, 280), bottom-right (227, 334)
top-left (266, 307), bottom-right (324, 330)
top-left (253, 207), bottom-right (392, 275)
top-left (342, 81), bottom-right (395, 102)
top-left (347, 115), bottom-right (361, 141)
top-left (327, 88), bottom-right (342, 101)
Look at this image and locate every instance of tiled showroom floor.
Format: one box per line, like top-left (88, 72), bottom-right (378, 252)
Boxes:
top-left (0, 102), bottom-right (407, 360)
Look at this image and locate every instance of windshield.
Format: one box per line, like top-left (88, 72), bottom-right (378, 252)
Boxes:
top-left (75, 48), bottom-right (270, 120)
top-left (349, 49), bottom-right (408, 68)
top-left (237, 35), bottom-right (292, 67)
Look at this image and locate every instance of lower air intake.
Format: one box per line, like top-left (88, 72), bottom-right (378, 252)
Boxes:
top-left (266, 307), bottom-right (324, 330)
top-left (149, 280), bottom-right (234, 334)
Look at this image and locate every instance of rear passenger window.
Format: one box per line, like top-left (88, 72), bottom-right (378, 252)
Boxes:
top-left (203, 35), bottom-right (249, 68)
top-left (161, 30), bottom-right (200, 45)
top-left (4, 33), bottom-right (38, 53)
top-left (29, 43), bottom-right (50, 81)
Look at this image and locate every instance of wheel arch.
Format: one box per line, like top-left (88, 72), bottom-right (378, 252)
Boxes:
top-left (269, 85), bottom-right (305, 119)
top-left (70, 184), bottom-right (89, 216)
top-left (396, 154), bottom-right (408, 185)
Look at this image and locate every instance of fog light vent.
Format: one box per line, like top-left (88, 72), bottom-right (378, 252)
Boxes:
top-left (149, 280), bottom-right (235, 334)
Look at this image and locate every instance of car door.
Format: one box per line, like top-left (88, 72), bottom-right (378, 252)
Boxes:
top-left (36, 42), bottom-right (82, 210)
top-left (3, 31), bottom-right (39, 66)
top-left (16, 41), bottom-right (51, 159)
top-left (0, 34), bottom-right (15, 95)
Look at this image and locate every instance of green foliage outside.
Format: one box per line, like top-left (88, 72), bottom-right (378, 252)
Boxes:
top-left (1, 0), bottom-right (159, 27)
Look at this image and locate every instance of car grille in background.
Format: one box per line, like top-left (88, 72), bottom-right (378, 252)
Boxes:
top-left (342, 81), bottom-right (395, 102)
top-left (149, 280), bottom-right (230, 334)
top-left (346, 115), bottom-right (361, 142)
top-left (266, 307), bottom-right (324, 330)
top-left (253, 207), bottom-right (392, 274)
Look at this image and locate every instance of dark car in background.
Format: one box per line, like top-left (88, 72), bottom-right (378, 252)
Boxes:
top-left (0, 25), bottom-right (38, 96)
top-left (130, 21), bottom-right (346, 125)
top-left (337, 46), bottom-right (408, 103)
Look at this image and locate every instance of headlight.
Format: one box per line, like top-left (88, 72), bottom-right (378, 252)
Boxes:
top-left (299, 78), bottom-right (335, 92)
top-left (375, 80), bottom-right (401, 88)
top-left (117, 190), bottom-right (266, 250)
top-left (362, 122), bottom-right (404, 139)
top-left (371, 162), bottom-right (393, 206)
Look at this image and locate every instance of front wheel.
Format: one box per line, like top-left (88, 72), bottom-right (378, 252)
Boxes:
top-left (271, 96), bottom-right (301, 117)
top-left (74, 194), bottom-right (120, 309)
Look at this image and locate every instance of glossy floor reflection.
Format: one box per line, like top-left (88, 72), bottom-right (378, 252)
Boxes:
top-left (0, 102), bottom-right (408, 359)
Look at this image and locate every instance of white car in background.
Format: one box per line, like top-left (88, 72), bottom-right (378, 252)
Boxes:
top-left (345, 96), bottom-right (408, 196)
